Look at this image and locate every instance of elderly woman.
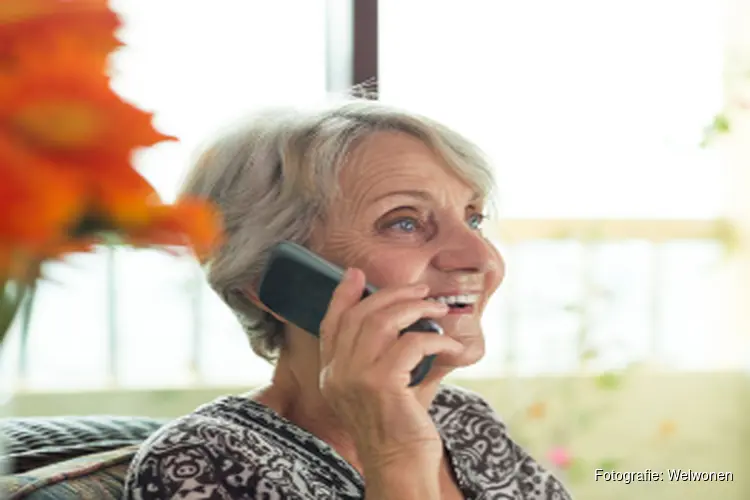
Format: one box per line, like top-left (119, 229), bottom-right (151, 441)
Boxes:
top-left (124, 100), bottom-right (572, 499)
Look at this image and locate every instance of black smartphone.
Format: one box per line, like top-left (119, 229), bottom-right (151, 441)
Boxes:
top-left (257, 241), bottom-right (443, 387)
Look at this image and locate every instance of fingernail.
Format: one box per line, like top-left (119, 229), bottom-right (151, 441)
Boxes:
top-left (343, 268), bottom-right (353, 281)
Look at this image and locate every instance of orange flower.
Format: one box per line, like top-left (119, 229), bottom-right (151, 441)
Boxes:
top-left (0, 56), bottom-right (175, 166)
top-left (124, 200), bottom-right (224, 262)
top-left (0, 0), bottom-right (117, 25)
top-left (527, 402), bottom-right (547, 419)
top-left (0, 0), bottom-right (121, 75)
top-left (0, 41), bottom-right (179, 231)
top-left (0, 135), bottom-right (84, 250)
top-left (657, 420), bottom-right (677, 438)
top-left (0, 162), bottom-right (83, 281)
top-left (89, 167), bottom-right (164, 228)
top-left (0, 0), bottom-right (222, 279)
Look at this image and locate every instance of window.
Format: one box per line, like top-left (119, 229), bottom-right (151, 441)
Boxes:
top-left (1, 0), bottom-right (737, 390)
top-left (379, 0), bottom-right (725, 219)
top-left (377, 0), bottom-right (733, 377)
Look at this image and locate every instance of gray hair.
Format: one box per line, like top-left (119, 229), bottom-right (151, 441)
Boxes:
top-left (179, 99), bottom-right (497, 362)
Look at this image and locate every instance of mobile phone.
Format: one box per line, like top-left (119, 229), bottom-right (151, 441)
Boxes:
top-left (257, 241), bottom-right (443, 387)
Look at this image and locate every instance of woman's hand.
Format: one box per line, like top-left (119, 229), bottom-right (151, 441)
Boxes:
top-left (318, 268), bottom-right (463, 473)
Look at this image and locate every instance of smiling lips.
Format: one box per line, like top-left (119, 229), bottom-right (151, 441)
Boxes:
top-left (426, 293), bottom-right (481, 314)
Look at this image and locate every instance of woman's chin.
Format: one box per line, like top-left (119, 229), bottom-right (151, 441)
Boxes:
top-left (433, 330), bottom-right (485, 370)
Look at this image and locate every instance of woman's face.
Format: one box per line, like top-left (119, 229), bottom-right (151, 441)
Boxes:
top-left (312, 131), bottom-right (505, 368)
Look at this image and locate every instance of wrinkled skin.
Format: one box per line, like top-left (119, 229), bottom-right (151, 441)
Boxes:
top-left (252, 131), bottom-right (505, 488)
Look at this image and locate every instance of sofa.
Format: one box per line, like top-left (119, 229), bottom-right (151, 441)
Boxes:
top-left (0, 416), bottom-right (168, 500)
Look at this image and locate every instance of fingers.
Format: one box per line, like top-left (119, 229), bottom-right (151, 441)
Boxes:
top-left (319, 269), bottom-right (462, 390)
top-left (350, 299), bottom-right (449, 359)
top-left (319, 268), bottom-right (365, 362)
top-left (378, 333), bottom-right (464, 386)
top-left (320, 269), bottom-right (432, 363)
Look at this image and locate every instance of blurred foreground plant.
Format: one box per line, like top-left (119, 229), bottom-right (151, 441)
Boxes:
top-left (0, 0), bottom-right (222, 344)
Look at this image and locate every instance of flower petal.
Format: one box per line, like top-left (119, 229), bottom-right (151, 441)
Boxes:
top-left (0, 0), bottom-right (122, 75)
top-left (0, 135), bottom-right (84, 249)
top-left (1, 62), bottom-right (176, 164)
top-left (124, 200), bottom-right (224, 260)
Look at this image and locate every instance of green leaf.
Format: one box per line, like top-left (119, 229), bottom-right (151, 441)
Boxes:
top-left (712, 114), bottom-right (731, 133)
top-left (567, 458), bottom-right (588, 483)
top-left (0, 280), bottom-right (29, 345)
top-left (701, 113), bottom-right (732, 147)
top-left (581, 348), bottom-right (598, 361)
top-left (594, 372), bottom-right (622, 390)
top-left (597, 458), bottom-right (619, 470)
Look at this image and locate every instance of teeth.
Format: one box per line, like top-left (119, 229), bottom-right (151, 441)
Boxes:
top-left (427, 294), bottom-right (480, 305)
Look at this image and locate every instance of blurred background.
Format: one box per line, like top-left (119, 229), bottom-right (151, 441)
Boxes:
top-left (2, 0), bottom-right (749, 498)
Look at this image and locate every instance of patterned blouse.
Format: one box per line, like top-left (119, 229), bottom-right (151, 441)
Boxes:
top-left (124, 384), bottom-right (572, 499)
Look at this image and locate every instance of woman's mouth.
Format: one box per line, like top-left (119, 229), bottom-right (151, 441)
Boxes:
top-left (427, 294), bottom-right (480, 314)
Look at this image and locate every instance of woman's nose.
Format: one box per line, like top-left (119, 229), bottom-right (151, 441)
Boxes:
top-left (431, 222), bottom-right (492, 273)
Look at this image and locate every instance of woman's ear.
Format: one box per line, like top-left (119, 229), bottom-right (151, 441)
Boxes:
top-left (238, 284), bottom-right (261, 305)
top-left (237, 284), bottom-right (288, 325)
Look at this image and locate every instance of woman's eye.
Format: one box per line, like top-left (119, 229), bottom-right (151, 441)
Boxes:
top-left (390, 217), bottom-right (419, 233)
top-left (468, 213), bottom-right (485, 230)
